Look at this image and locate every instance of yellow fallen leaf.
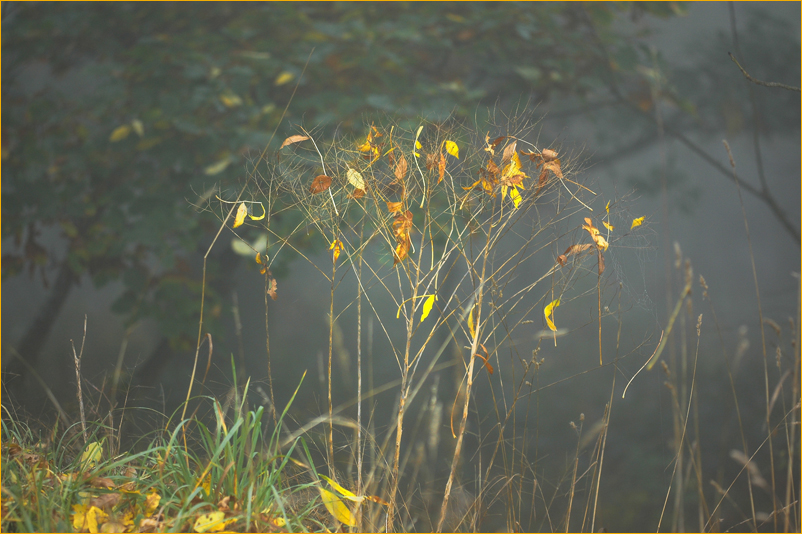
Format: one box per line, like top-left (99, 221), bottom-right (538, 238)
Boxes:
top-left (444, 140), bottom-right (459, 159)
top-left (233, 202), bottom-right (247, 228)
top-left (318, 487), bottom-right (356, 527)
top-left (544, 299), bottom-right (560, 331)
top-left (631, 216), bottom-right (645, 230)
top-left (72, 504), bottom-right (108, 533)
top-left (319, 475), bottom-right (358, 500)
top-left (420, 294), bottom-right (436, 323)
top-left (109, 125), bottom-right (131, 142)
top-left (204, 158), bottom-right (232, 175)
top-left (193, 511), bottom-right (235, 533)
top-left (274, 71), bottom-right (295, 86)
top-left (144, 491), bottom-right (161, 517)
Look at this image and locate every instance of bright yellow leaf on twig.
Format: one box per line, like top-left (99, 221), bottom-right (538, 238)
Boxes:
top-left (444, 140), bottom-right (459, 159)
top-left (544, 299), bottom-right (560, 331)
top-left (330, 238), bottom-right (344, 263)
top-left (421, 294), bottom-right (437, 323)
top-left (233, 202), bottom-right (248, 228)
top-left (631, 216), bottom-right (645, 230)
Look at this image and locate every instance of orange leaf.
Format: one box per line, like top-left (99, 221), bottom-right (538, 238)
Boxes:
top-left (438, 152), bottom-right (446, 183)
top-left (280, 135), bottom-right (310, 149)
top-left (473, 347), bottom-right (494, 375)
top-left (393, 235), bottom-right (411, 264)
top-left (309, 175), bottom-right (332, 194)
top-left (330, 239), bottom-right (344, 263)
top-left (386, 201), bottom-right (403, 214)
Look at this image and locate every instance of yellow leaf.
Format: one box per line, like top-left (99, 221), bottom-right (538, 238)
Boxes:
top-left (219, 93), bottom-right (243, 107)
top-left (201, 472), bottom-right (211, 495)
top-left (347, 168), bottom-right (365, 189)
top-left (602, 221), bottom-right (614, 231)
top-left (544, 299), bottom-right (560, 331)
top-left (444, 140), bottom-right (459, 159)
top-left (468, 306), bottom-right (475, 340)
top-left (144, 491), bottom-right (161, 517)
top-left (605, 200), bottom-right (610, 214)
top-left (131, 119), bottom-right (144, 137)
top-left (109, 125), bottom-right (131, 142)
top-left (204, 158), bottom-right (231, 175)
top-left (274, 71), bottom-right (295, 86)
top-left (330, 238), bottom-right (343, 263)
top-left (509, 187), bottom-right (522, 209)
top-left (248, 202), bottom-right (266, 221)
top-left (232, 202), bottom-right (248, 228)
top-left (255, 252), bottom-right (263, 265)
top-left (631, 216), bottom-right (645, 230)
top-left (193, 511), bottom-right (235, 533)
top-left (420, 294), bottom-right (436, 323)
top-left (319, 475), bottom-right (359, 500)
top-left (81, 442), bottom-right (102, 469)
top-left (73, 505), bottom-right (108, 534)
top-left (318, 487), bottom-right (356, 527)
top-left (273, 517), bottom-right (286, 527)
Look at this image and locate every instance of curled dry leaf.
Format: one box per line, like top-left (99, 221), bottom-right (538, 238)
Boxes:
top-left (279, 135), bottom-right (309, 149)
top-left (267, 277), bottom-right (277, 300)
top-left (309, 175), bottom-right (332, 194)
top-left (501, 140), bottom-right (518, 166)
top-left (556, 243), bottom-right (593, 267)
top-left (394, 153), bottom-right (408, 183)
top-left (541, 148), bottom-right (559, 161)
top-left (438, 152), bottom-right (446, 183)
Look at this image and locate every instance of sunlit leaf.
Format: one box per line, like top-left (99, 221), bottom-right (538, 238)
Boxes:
top-left (131, 119), bottom-right (144, 137)
top-left (444, 140), bottom-right (459, 159)
top-left (509, 187), bottom-right (522, 209)
top-left (605, 200), bottom-right (610, 215)
top-left (421, 294), bottom-right (436, 323)
top-left (109, 125), bottom-right (131, 142)
top-left (394, 153), bottom-right (408, 182)
top-left (72, 504), bottom-right (108, 533)
top-left (347, 168), bottom-right (365, 189)
top-left (233, 202), bottom-right (247, 228)
top-left (544, 298), bottom-right (560, 331)
top-left (319, 475), bottom-right (358, 500)
top-left (318, 487), bottom-right (356, 527)
top-left (330, 238), bottom-right (343, 263)
top-left (501, 140), bottom-right (517, 166)
top-left (631, 216), bottom-right (645, 230)
top-left (274, 71), bottom-right (295, 86)
top-left (582, 218), bottom-right (608, 251)
top-left (193, 511), bottom-right (235, 533)
top-left (602, 221), bottom-right (614, 231)
top-left (144, 491), bottom-right (161, 517)
top-left (309, 175), bottom-right (332, 194)
top-left (474, 346), bottom-right (494, 375)
top-left (468, 306), bottom-right (476, 340)
top-left (394, 236), bottom-right (411, 264)
top-left (204, 158), bottom-right (232, 175)
top-left (347, 188), bottom-right (365, 199)
top-left (279, 135), bottom-right (309, 149)
top-left (81, 442), bottom-right (102, 469)
top-left (438, 152), bottom-right (446, 183)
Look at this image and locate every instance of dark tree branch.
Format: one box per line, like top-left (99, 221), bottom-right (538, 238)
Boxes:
top-left (728, 52), bottom-right (801, 93)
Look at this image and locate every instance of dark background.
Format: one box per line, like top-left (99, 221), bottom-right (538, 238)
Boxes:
top-left (2, 2), bottom-right (799, 531)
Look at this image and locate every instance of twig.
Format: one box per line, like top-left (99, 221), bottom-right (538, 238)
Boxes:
top-left (71, 314), bottom-right (88, 445)
top-left (728, 52), bottom-right (800, 93)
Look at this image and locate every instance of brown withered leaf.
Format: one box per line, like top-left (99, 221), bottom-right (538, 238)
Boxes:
top-left (556, 243), bottom-right (593, 267)
top-left (309, 175), bottom-right (332, 194)
top-left (394, 153), bottom-right (408, 183)
top-left (267, 277), bottom-right (277, 301)
top-left (386, 201), bottom-right (403, 214)
top-left (347, 188), bottom-right (365, 199)
top-left (90, 492), bottom-right (122, 510)
top-left (90, 477), bottom-right (116, 489)
top-left (438, 152), bottom-right (446, 183)
top-left (394, 234), bottom-right (411, 264)
top-left (541, 148), bottom-right (559, 162)
top-left (597, 249), bottom-right (605, 275)
top-left (425, 152), bottom-right (437, 171)
top-left (280, 135), bottom-right (309, 149)
top-left (501, 140), bottom-right (518, 167)
top-left (392, 210), bottom-right (413, 239)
